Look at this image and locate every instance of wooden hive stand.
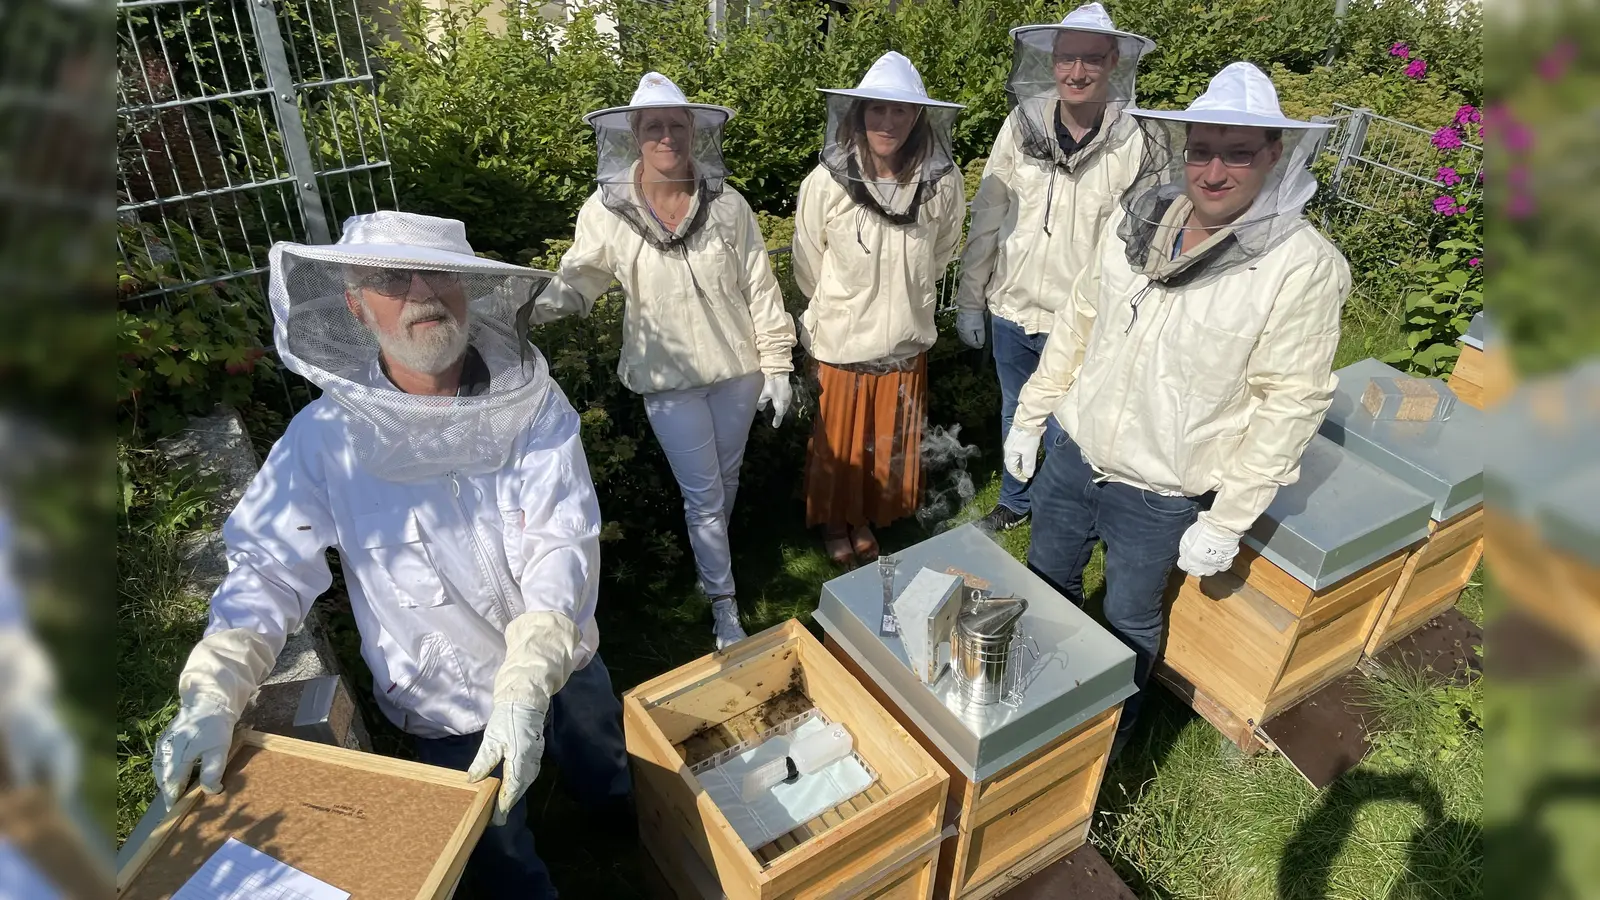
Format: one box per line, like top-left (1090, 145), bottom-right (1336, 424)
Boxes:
top-left (1363, 506), bottom-right (1485, 657)
top-left (1159, 544), bottom-right (1413, 749)
top-left (624, 619), bottom-right (949, 900)
top-left (824, 636), bottom-right (1122, 900)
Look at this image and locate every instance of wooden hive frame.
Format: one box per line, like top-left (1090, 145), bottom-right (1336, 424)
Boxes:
top-left (824, 636), bottom-right (1121, 900)
top-left (624, 620), bottom-right (948, 900)
top-left (1160, 544), bottom-right (1414, 745)
top-left (1363, 506), bottom-right (1485, 656)
top-left (117, 729), bottom-right (496, 900)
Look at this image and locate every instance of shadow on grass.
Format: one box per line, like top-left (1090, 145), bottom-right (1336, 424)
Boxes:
top-left (1276, 771), bottom-right (1480, 900)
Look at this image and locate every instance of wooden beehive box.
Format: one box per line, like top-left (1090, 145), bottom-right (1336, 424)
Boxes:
top-left (1161, 544), bottom-right (1413, 747)
top-left (826, 636), bottom-right (1120, 900)
top-left (1364, 506), bottom-right (1485, 655)
top-left (624, 619), bottom-right (948, 900)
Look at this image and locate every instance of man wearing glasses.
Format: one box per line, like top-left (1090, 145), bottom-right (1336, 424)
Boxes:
top-left (1004, 63), bottom-right (1350, 757)
top-left (152, 212), bottom-right (629, 899)
top-left (956, 3), bottom-right (1155, 535)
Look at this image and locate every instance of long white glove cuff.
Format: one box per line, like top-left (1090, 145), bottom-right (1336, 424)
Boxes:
top-left (494, 611), bottom-right (581, 714)
top-left (178, 627), bottom-right (278, 715)
top-left (0, 628), bottom-right (56, 715)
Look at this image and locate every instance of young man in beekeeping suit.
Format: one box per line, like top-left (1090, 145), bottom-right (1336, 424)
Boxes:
top-left (1005, 63), bottom-right (1350, 755)
top-left (151, 212), bottom-right (629, 899)
top-left (957, 2), bottom-right (1155, 535)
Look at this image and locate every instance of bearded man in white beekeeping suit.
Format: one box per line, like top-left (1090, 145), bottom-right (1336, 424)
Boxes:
top-left (152, 211), bottom-right (629, 899)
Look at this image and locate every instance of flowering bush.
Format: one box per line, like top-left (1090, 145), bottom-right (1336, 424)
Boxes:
top-left (1383, 103), bottom-right (1483, 375)
top-left (1405, 58), bottom-right (1429, 79)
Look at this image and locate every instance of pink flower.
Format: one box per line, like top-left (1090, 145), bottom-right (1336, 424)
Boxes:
top-left (1485, 105), bottom-right (1533, 153)
top-left (1405, 58), bottom-right (1428, 79)
top-left (1390, 42), bottom-right (1411, 59)
top-left (1454, 105), bottom-right (1480, 126)
top-left (1539, 40), bottom-right (1577, 82)
top-left (1433, 196), bottom-right (1459, 215)
top-left (1432, 126), bottom-right (1463, 151)
top-left (1507, 193), bottom-right (1535, 219)
top-left (1436, 166), bottom-right (1461, 186)
top-left (1507, 165), bottom-right (1529, 188)
top-left (1468, 257), bottom-right (1481, 268)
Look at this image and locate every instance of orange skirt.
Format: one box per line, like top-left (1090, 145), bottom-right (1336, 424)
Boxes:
top-left (804, 354), bottom-right (927, 529)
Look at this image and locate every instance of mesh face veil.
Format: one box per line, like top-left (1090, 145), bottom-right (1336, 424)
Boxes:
top-left (1118, 63), bottom-right (1332, 287)
top-left (1005, 5), bottom-right (1153, 169)
top-left (269, 212), bottom-right (558, 483)
top-left (817, 52), bottom-right (963, 225)
top-left (584, 73), bottom-right (735, 251)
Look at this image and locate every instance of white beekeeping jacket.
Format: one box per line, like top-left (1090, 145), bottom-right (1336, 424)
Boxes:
top-left (1014, 203), bottom-right (1351, 536)
top-left (956, 106), bottom-right (1143, 335)
top-left (201, 383), bottom-right (602, 738)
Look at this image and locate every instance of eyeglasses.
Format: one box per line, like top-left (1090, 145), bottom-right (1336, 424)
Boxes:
top-left (1182, 145), bottom-right (1270, 168)
top-left (352, 268), bottom-right (462, 298)
top-left (1052, 53), bottom-right (1110, 71)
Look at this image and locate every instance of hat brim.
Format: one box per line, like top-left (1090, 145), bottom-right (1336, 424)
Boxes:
top-left (282, 242), bottom-right (551, 278)
top-left (582, 102), bottom-right (735, 127)
top-left (817, 86), bottom-right (964, 109)
top-left (1130, 107), bottom-right (1333, 130)
top-left (1009, 23), bottom-right (1156, 56)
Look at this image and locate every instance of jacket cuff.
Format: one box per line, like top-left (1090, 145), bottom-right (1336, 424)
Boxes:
top-left (493, 610), bottom-right (581, 713)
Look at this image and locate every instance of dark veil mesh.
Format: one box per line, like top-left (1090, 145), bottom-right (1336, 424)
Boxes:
top-left (819, 94), bottom-right (958, 225)
top-left (1005, 26), bottom-right (1146, 168)
top-left (585, 105), bottom-right (731, 250)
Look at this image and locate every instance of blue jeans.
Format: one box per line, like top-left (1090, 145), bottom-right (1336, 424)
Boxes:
top-left (1025, 434), bottom-right (1200, 747)
top-left (993, 314), bottom-right (1064, 516)
top-left (412, 653), bottom-right (632, 900)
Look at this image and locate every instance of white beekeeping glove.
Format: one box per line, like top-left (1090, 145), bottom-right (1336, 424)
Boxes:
top-left (1003, 426), bottom-right (1044, 483)
top-left (467, 611), bottom-right (580, 826)
top-left (153, 628), bottom-right (276, 806)
top-left (956, 311), bottom-right (986, 349)
top-left (757, 375), bottom-right (793, 428)
top-left (1177, 517), bottom-right (1242, 578)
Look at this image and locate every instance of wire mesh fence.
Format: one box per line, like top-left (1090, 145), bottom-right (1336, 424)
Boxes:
top-left (116, 0), bottom-right (396, 303)
top-left (1318, 103), bottom-right (1482, 229)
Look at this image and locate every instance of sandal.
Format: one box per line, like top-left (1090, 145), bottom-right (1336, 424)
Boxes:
top-left (824, 528), bottom-right (856, 566)
top-left (850, 525), bottom-right (879, 561)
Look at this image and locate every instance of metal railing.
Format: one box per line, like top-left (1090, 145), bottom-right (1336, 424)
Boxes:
top-left (1318, 104), bottom-right (1482, 228)
top-left (116, 0), bottom-right (397, 302)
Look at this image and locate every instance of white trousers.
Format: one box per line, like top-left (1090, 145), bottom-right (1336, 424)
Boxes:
top-left (642, 373), bottom-right (764, 599)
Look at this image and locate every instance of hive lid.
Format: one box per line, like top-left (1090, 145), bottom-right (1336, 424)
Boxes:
top-left (1321, 357), bottom-right (1484, 521)
top-left (1242, 434), bottom-right (1434, 590)
top-left (814, 524), bottom-right (1136, 782)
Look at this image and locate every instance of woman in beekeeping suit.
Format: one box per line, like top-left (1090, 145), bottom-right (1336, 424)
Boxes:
top-left (793, 51), bottom-right (966, 565)
top-left (535, 73), bottom-right (797, 651)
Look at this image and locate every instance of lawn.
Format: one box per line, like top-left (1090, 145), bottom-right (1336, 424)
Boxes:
top-left (114, 308), bottom-right (1482, 898)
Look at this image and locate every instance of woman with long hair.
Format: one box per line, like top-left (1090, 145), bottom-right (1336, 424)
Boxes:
top-left (534, 73), bottom-right (796, 649)
top-left (793, 52), bottom-right (966, 565)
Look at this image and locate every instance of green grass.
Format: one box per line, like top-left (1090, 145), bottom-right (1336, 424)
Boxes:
top-left (115, 306), bottom-right (1485, 898)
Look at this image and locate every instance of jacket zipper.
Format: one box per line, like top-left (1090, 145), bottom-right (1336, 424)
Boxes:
top-left (448, 471), bottom-right (515, 627)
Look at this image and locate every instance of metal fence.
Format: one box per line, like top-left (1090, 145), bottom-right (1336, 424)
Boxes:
top-left (1317, 103), bottom-right (1482, 229)
top-left (116, 0), bottom-right (396, 302)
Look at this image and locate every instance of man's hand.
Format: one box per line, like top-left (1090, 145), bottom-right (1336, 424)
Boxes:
top-left (1003, 427), bottom-right (1044, 483)
top-left (757, 375), bottom-right (793, 428)
top-left (154, 697), bottom-right (238, 806)
top-left (956, 311), bottom-right (986, 350)
top-left (1177, 519), bottom-right (1242, 578)
top-left (467, 703), bottom-right (547, 826)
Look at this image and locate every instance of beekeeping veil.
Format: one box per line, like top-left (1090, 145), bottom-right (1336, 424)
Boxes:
top-left (1120, 62), bottom-right (1333, 287)
top-left (269, 211), bottom-right (557, 483)
top-left (818, 52), bottom-right (963, 224)
top-left (1006, 3), bottom-right (1154, 170)
top-left (583, 72), bottom-right (735, 251)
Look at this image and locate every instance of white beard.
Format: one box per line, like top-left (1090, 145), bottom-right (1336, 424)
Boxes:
top-left (363, 299), bottom-right (471, 375)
